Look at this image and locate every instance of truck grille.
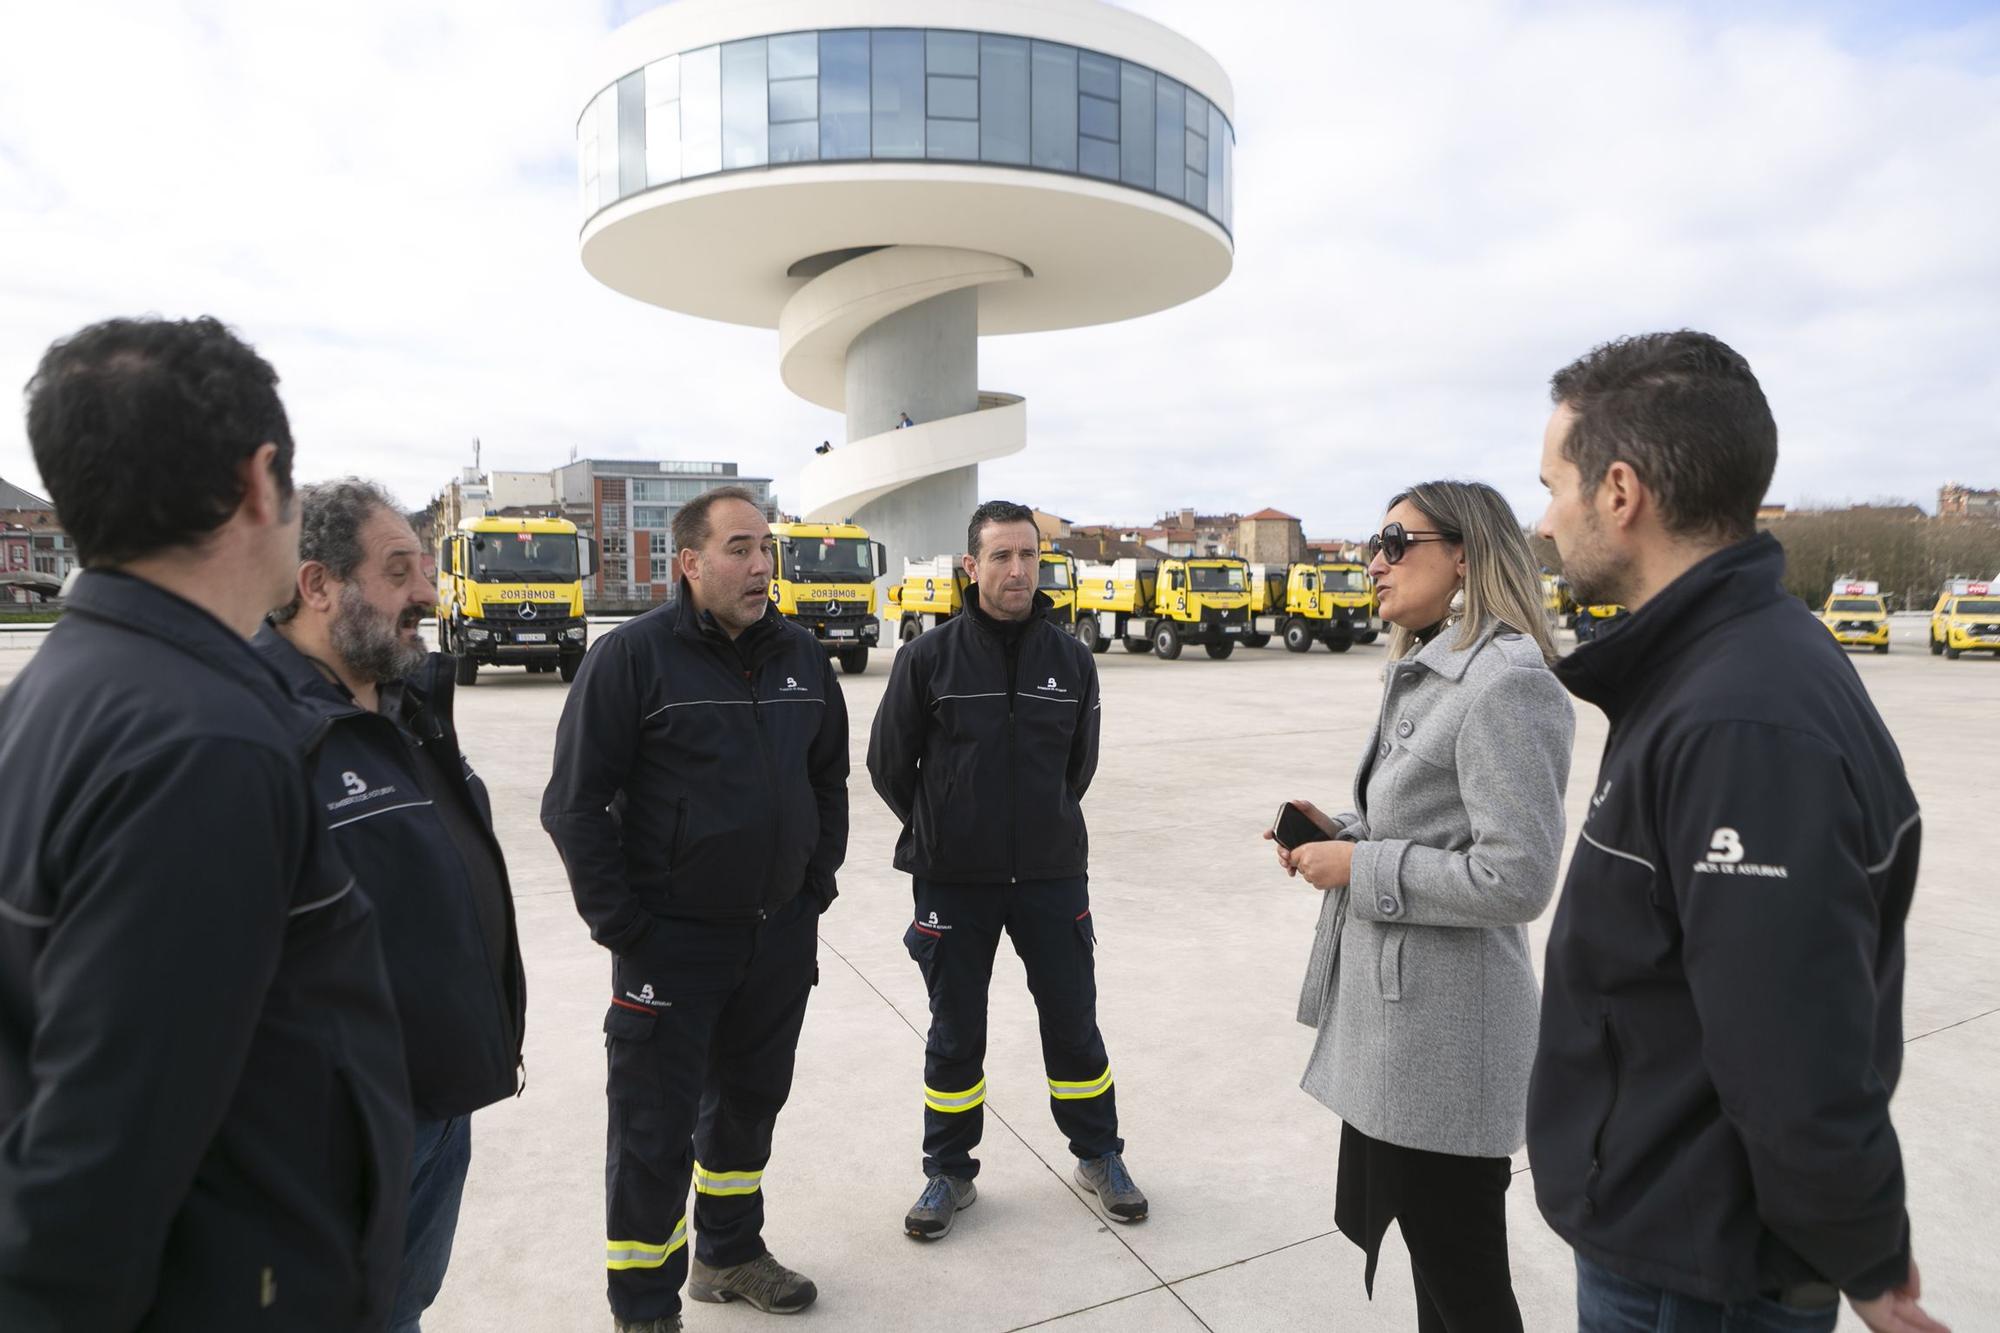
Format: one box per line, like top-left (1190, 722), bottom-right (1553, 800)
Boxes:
top-left (1201, 606), bottom-right (1248, 626)
top-left (484, 601), bottom-right (569, 623)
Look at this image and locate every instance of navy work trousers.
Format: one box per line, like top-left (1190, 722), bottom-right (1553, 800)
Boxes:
top-left (903, 876), bottom-right (1122, 1180)
top-left (600, 894), bottom-right (817, 1322)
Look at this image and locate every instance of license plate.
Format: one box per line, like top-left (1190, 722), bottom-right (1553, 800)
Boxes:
top-left (515, 632), bottom-right (547, 643)
top-left (828, 628), bottom-right (854, 639)
top-left (1225, 625), bottom-right (1243, 635)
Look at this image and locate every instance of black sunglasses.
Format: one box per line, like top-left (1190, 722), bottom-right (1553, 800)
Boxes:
top-left (1367, 521), bottom-right (1461, 565)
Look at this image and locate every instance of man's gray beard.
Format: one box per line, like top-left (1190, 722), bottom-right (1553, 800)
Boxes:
top-left (331, 583), bottom-right (427, 685)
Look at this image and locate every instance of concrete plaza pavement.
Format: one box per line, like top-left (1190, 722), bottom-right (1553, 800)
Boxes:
top-left (1, 613), bottom-right (1993, 1330)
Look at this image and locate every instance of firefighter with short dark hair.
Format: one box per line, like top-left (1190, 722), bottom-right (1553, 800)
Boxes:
top-left (543, 486), bottom-right (849, 1333)
top-left (869, 499), bottom-right (1146, 1242)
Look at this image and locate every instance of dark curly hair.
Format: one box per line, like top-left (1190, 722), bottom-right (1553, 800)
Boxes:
top-left (967, 499), bottom-right (1036, 557)
top-left (268, 478), bottom-right (402, 625)
top-left (1549, 330), bottom-right (1775, 543)
top-left (24, 315), bottom-right (295, 565)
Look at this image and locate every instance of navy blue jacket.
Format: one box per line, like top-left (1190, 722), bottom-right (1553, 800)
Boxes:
top-left (0, 572), bottom-right (411, 1332)
top-left (1528, 535), bottom-right (1919, 1303)
top-left (542, 585), bottom-right (850, 954)
top-left (254, 628), bottom-right (527, 1122)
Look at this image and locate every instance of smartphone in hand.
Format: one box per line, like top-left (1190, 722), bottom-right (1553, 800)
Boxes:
top-left (1271, 801), bottom-right (1334, 851)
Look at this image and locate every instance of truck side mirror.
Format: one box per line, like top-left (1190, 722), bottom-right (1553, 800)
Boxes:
top-left (581, 536), bottom-right (601, 578)
top-left (871, 541), bottom-right (886, 579)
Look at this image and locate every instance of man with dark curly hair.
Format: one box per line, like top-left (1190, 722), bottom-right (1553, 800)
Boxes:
top-left (0, 317), bottom-right (412, 1332)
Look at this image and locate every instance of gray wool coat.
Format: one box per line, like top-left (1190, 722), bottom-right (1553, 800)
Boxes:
top-left (1297, 621), bottom-right (1574, 1158)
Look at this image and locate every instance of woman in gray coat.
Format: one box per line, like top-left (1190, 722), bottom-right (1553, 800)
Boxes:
top-left (1272, 480), bottom-right (1574, 1331)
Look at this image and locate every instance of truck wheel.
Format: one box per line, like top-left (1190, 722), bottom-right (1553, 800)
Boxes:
top-left (1153, 621), bottom-right (1184, 660)
top-left (1077, 616), bottom-right (1103, 654)
top-left (1874, 642), bottom-right (1889, 655)
top-left (1283, 618), bottom-right (1313, 653)
top-left (1244, 633), bottom-right (1270, 648)
top-left (1945, 645), bottom-right (1961, 660)
top-left (1930, 634), bottom-right (1943, 656)
top-left (454, 654), bottom-right (478, 687)
top-left (1205, 641), bottom-right (1234, 660)
top-left (559, 655), bottom-right (580, 682)
top-left (1356, 630), bottom-right (1379, 645)
top-left (1327, 637), bottom-right (1353, 654)
top-left (900, 616), bottom-right (921, 644)
top-left (839, 647), bottom-right (870, 675)
top-left (1122, 633), bottom-right (1151, 654)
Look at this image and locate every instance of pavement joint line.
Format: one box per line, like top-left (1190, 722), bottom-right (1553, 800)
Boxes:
top-left (1158, 1225), bottom-right (1344, 1287)
top-left (1904, 1003), bottom-right (2000, 1045)
top-left (1118, 724), bottom-right (1348, 750)
top-left (818, 932), bottom-right (1217, 1333)
top-left (1000, 1283), bottom-right (1167, 1330)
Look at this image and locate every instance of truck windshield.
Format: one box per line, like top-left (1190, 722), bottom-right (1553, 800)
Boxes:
top-left (1829, 598), bottom-right (1882, 613)
top-left (470, 533), bottom-right (578, 583)
top-left (1955, 598), bottom-right (2000, 615)
top-left (1189, 565), bottom-right (1246, 592)
top-left (782, 537), bottom-right (874, 583)
top-left (1319, 567), bottom-right (1369, 592)
top-left (1039, 561), bottom-right (1072, 590)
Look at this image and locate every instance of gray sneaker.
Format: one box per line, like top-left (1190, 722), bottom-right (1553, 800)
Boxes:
top-left (904, 1174), bottom-right (977, 1240)
top-left (1074, 1153), bottom-right (1148, 1223)
top-left (687, 1251), bottom-right (818, 1314)
top-left (612, 1317), bottom-right (682, 1332)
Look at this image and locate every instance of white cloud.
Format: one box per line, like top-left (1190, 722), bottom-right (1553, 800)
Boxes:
top-left (1, 0), bottom-right (1994, 541)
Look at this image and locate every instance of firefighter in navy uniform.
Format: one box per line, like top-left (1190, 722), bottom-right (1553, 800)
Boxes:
top-left (868, 501), bottom-right (1147, 1241)
top-left (542, 487), bottom-right (849, 1333)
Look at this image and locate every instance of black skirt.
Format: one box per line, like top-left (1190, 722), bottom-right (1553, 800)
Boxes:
top-left (1335, 1121), bottom-right (1512, 1298)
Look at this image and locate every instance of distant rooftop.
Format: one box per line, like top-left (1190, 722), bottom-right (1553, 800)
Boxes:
top-left (0, 478), bottom-right (53, 511)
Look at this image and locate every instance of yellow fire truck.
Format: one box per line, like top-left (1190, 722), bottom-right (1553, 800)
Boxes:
top-left (888, 551), bottom-right (1078, 639)
top-left (1075, 556), bottom-right (1254, 659)
top-left (1246, 561), bottom-right (1381, 653)
top-left (437, 516), bottom-right (598, 686)
top-left (766, 520), bottom-right (885, 674)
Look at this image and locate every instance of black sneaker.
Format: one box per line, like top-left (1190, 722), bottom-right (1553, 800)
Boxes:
top-left (686, 1252), bottom-right (818, 1314)
top-left (1074, 1153), bottom-right (1148, 1223)
top-left (612, 1317), bottom-right (682, 1332)
top-left (904, 1174), bottom-right (977, 1240)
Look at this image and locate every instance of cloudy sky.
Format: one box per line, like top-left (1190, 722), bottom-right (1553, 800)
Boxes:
top-left (1, 1), bottom-right (1994, 539)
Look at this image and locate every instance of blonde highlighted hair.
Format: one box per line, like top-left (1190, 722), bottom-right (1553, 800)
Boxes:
top-left (1383, 480), bottom-right (1558, 665)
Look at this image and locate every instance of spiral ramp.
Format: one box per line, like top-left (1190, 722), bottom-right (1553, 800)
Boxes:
top-left (786, 246), bottom-right (1030, 569)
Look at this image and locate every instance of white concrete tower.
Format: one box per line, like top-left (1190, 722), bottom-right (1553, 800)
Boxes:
top-left (577, 0), bottom-right (1235, 572)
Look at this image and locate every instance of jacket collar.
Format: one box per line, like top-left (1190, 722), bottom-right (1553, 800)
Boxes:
top-left (964, 583), bottom-right (1049, 639)
top-left (251, 622), bottom-right (457, 739)
top-left (66, 570), bottom-right (282, 700)
top-left (671, 578), bottom-right (784, 664)
top-left (1554, 532), bottom-right (1790, 719)
top-left (1397, 618), bottom-right (1500, 682)
top-left (252, 622), bottom-right (367, 721)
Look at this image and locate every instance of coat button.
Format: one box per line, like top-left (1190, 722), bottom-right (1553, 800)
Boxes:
top-left (1396, 719), bottom-right (1414, 738)
top-left (1378, 741), bottom-right (1391, 758)
top-left (1378, 896), bottom-right (1400, 916)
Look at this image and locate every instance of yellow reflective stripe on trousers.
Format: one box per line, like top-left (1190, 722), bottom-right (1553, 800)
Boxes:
top-left (606, 1216), bottom-right (687, 1270)
top-left (923, 1077), bottom-right (987, 1113)
top-left (693, 1162), bottom-right (764, 1197)
top-left (1048, 1066), bottom-right (1114, 1100)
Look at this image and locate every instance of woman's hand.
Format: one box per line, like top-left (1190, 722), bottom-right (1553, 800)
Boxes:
top-left (1264, 799), bottom-right (1345, 875)
top-left (1290, 839), bottom-right (1355, 891)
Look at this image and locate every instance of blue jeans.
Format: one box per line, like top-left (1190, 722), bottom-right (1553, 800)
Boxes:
top-left (390, 1115), bottom-right (472, 1333)
top-left (1576, 1254), bottom-right (1837, 1332)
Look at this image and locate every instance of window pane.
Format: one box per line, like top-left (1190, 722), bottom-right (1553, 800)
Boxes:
top-left (1030, 42), bottom-right (1077, 171)
top-left (1208, 103), bottom-right (1225, 219)
top-left (927, 29), bottom-right (978, 75)
top-left (1186, 124), bottom-right (1207, 170)
top-left (771, 119), bottom-right (818, 163)
top-left (681, 45), bottom-right (721, 177)
top-left (1186, 86), bottom-right (1207, 128)
top-left (721, 39), bottom-right (768, 169)
top-left (769, 31), bottom-right (817, 79)
top-left (597, 87), bottom-right (620, 202)
top-left (927, 118), bottom-right (977, 159)
top-left (1154, 74), bottom-right (1183, 199)
top-left (646, 55), bottom-right (679, 105)
top-left (631, 479), bottom-right (664, 501)
top-left (1120, 63), bottom-right (1153, 188)
top-left (1184, 166), bottom-right (1206, 209)
top-left (1079, 93), bottom-right (1117, 142)
top-left (871, 30), bottom-right (924, 159)
top-left (1080, 137), bottom-right (1118, 180)
top-left (928, 74), bottom-right (977, 120)
top-left (979, 35), bottom-right (1029, 165)
top-left (646, 99), bottom-right (680, 185)
top-left (1224, 120), bottom-right (1234, 231)
top-left (769, 76), bottom-right (817, 123)
top-left (1078, 50), bottom-right (1119, 99)
top-left (617, 72), bottom-right (646, 197)
top-left (819, 31), bottom-right (869, 159)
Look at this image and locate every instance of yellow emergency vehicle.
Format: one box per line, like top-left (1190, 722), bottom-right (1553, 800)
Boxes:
top-left (437, 516), bottom-right (597, 685)
top-left (1820, 579), bottom-right (1890, 654)
top-left (888, 550), bottom-right (1079, 641)
top-left (767, 520), bottom-right (885, 674)
top-left (1246, 561), bottom-right (1380, 653)
top-left (1572, 604), bottom-right (1630, 644)
top-left (1930, 578), bottom-right (2000, 660)
top-left (1076, 556), bottom-right (1253, 659)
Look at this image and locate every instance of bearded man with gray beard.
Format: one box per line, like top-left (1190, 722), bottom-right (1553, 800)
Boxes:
top-left (256, 478), bottom-right (527, 1333)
